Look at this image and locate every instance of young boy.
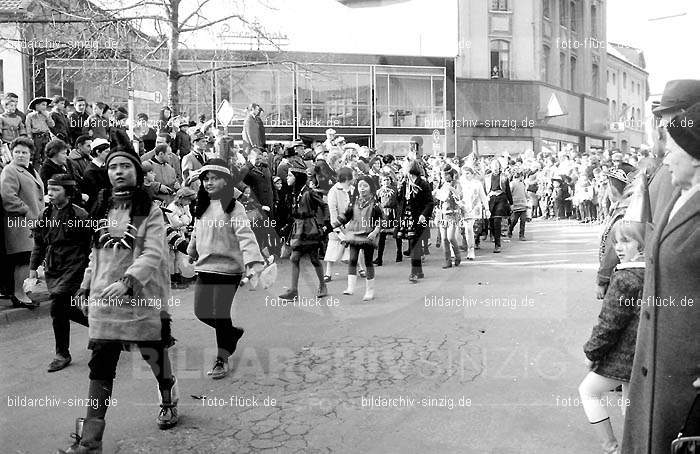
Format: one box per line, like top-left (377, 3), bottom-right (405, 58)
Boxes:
top-left (508, 171), bottom-right (529, 240)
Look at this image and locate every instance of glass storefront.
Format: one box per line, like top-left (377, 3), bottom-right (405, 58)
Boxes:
top-left (375, 66), bottom-right (445, 128)
top-left (297, 64), bottom-right (371, 127)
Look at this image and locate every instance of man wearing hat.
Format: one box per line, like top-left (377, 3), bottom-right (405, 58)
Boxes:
top-left (25, 97), bottom-right (54, 170)
top-left (242, 102), bottom-right (266, 151)
top-left (622, 101), bottom-right (700, 454)
top-left (28, 173), bottom-right (91, 372)
top-left (647, 79), bottom-right (700, 227)
top-left (276, 139), bottom-right (306, 181)
top-left (182, 130), bottom-right (209, 188)
top-left (82, 137), bottom-right (111, 212)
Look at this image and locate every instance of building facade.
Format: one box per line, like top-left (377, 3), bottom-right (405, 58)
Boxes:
top-left (455, 0), bottom-right (613, 157)
top-left (605, 43), bottom-right (649, 153)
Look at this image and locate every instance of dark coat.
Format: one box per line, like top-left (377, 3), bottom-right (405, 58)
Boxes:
top-left (622, 189), bottom-right (700, 454)
top-left (242, 115), bottom-right (266, 150)
top-left (288, 186), bottom-right (325, 251)
top-left (82, 162), bottom-right (110, 212)
top-left (485, 173), bottom-right (513, 217)
top-left (29, 203), bottom-right (91, 295)
top-left (173, 130), bottom-right (191, 158)
top-left (240, 162), bottom-right (274, 208)
top-left (584, 265), bottom-right (643, 382)
top-left (67, 149), bottom-right (91, 186)
top-left (396, 176), bottom-right (434, 238)
top-left (67, 111), bottom-right (88, 146)
top-left (49, 111), bottom-right (69, 141)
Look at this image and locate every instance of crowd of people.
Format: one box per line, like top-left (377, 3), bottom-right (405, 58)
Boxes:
top-left (0, 81), bottom-right (697, 453)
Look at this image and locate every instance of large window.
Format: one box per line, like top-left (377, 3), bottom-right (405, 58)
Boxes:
top-left (375, 67), bottom-right (445, 128)
top-left (570, 1), bottom-right (577, 31)
top-left (0, 60), bottom-right (4, 94)
top-left (491, 0), bottom-right (508, 11)
top-left (216, 63), bottom-right (294, 126)
top-left (570, 56), bottom-right (577, 91)
top-left (611, 100), bottom-right (617, 118)
top-left (542, 45), bottom-right (551, 83)
top-left (490, 40), bottom-right (510, 79)
top-left (559, 0), bottom-right (567, 26)
top-left (298, 65), bottom-right (371, 127)
top-left (560, 52), bottom-right (566, 87)
top-left (592, 64), bottom-right (599, 97)
top-left (623, 72), bottom-right (627, 89)
top-left (591, 4), bottom-right (598, 37)
top-left (543, 0), bottom-right (551, 18)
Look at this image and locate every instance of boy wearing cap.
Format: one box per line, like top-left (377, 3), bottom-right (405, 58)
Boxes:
top-left (50, 96), bottom-right (70, 142)
top-left (67, 135), bottom-right (92, 188)
top-left (29, 174), bottom-right (91, 372)
top-left (82, 138), bottom-right (111, 212)
top-left (26, 97), bottom-right (55, 170)
top-left (0, 96), bottom-right (27, 148)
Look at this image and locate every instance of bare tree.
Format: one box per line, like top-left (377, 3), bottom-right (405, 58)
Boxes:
top-left (0, 0), bottom-right (290, 113)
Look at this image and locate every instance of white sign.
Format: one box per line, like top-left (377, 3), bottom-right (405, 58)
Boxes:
top-left (217, 100), bottom-right (235, 126)
top-left (132, 90), bottom-right (162, 103)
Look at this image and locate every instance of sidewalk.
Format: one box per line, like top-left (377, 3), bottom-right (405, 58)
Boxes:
top-left (0, 297), bottom-right (51, 325)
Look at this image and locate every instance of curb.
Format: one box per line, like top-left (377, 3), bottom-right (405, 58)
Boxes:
top-left (0, 299), bottom-right (51, 325)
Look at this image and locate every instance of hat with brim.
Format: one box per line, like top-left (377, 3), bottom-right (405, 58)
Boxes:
top-left (198, 161), bottom-right (234, 185)
top-left (286, 139), bottom-right (304, 150)
top-left (28, 97), bottom-right (52, 111)
top-left (652, 80), bottom-right (700, 115)
top-left (605, 168), bottom-right (631, 185)
top-left (667, 102), bottom-right (700, 160)
top-left (90, 138), bottom-right (110, 153)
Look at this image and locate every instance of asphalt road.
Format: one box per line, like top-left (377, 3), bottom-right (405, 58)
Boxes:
top-left (0, 220), bottom-right (622, 453)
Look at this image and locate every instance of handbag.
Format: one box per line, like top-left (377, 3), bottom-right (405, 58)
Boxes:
top-left (23, 278), bottom-right (51, 303)
top-left (280, 242), bottom-right (292, 259)
top-left (672, 393), bottom-right (700, 454)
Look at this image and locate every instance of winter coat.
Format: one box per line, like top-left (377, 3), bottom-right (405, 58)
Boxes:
top-left (49, 111), bottom-right (69, 141)
top-left (67, 149), bottom-right (91, 185)
top-left (29, 203), bottom-right (91, 295)
top-left (288, 186), bottom-right (325, 251)
top-left (149, 157), bottom-right (179, 203)
top-left (25, 111), bottom-right (54, 136)
top-left (240, 162), bottom-right (274, 208)
top-left (584, 264), bottom-right (643, 382)
top-left (80, 202), bottom-right (170, 342)
top-left (67, 111), bottom-right (89, 146)
top-left (0, 162), bottom-right (44, 254)
top-left (187, 197), bottom-right (263, 275)
top-left (509, 180), bottom-right (528, 212)
top-left (242, 114), bottom-right (265, 150)
top-left (485, 173), bottom-right (513, 217)
top-left (396, 176), bottom-right (434, 238)
top-left (597, 202), bottom-right (625, 288)
top-left (173, 130), bottom-right (191, 158)
top-left (377, 186), bottom-right (397, 232)
top-left (85, 114), bottom-right (109, 140)
top-left (621, 188), bottom-right (700, 454)
top-left (82, 161), bottom-right (110, 212)
top-left (181, 150), bottom-right (207, 183)
top-left (335, 196), bottom-right (382, 246)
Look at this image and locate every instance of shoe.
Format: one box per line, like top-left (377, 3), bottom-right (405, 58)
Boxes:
top-left (12, 295), bottom-right (39, 309)
top-left (57, 417), bottom-right (105, 454)
top-left (409, 274), bottom-right (418, 283)
top-left (423, 247), bottom-right (430, 255)
top-left (278, 289), bottom-right (298, 301)
top-left (323, 275), bottom-right (332, 283)
top-left (343, 275), bottom-right (357, 295)
top-left (454, 257), bottom-right (461, 267)
top-left (467, 248), bottom-right (475, 260)
top-left (494, 246), bottom-right (501, 253)
top-left (362, 279), bottom-right (375, 301)
top-left (435, 241), bottom-right (441, 248)
top-left (474, 244), bottom-right (481, 250)
top-left (403, 250), bottom-right (410, 257)
top-left (373, 259), bottom-right (383, 267)
top-left (519, 236), bottom-right (526, 241)
top-left (507, 232), bottom-right (513, 238)
top-left (460, 245), bottom-right (468, 252)
top-left (208, 359), bottom-right (229, 380)
top-left (317, 283), bottom-right (328, 298)
top-left (358, 269), bottom-right (366, 278)
top-left (156, 376), bottom-right (179, 430)
top-left (442, 261), bottom-right (452, 269)
top-left (395, 254), bottom-right (403, 263)
top-left (417, 272), bottom-right (424, 279)
top-left (48, 354), bottom-right (72, 373)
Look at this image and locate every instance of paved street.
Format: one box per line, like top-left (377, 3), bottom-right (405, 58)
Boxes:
top-left (0, 220), bottom-right (622, 453)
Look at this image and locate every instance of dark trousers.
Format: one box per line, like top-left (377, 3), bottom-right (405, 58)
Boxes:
top-left (489, 217), bottom-right (503, 247)
top-left (377, 232), bottom-right (401, 262)
top-left (348, 244), bottom-right (375, 279)
top-left (408, 227), bottom-right (427, 274)
top-left (509, 210), bottom-right (527, 238)
top-left (31, 132), bottom-right (50, 170)
top-left (194, 272), bottom-right (243, 361)
top-left (51, 292), bottom-right (89, 356)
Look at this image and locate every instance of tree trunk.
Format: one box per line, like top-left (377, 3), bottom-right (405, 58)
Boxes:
top-left (167, 0), bottom-right (180, 114)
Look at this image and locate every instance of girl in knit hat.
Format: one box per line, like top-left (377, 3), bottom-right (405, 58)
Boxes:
top-left (58, 144), bottom-right (179, 454)
top-left (188, 159), bottom-right (264, 380)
